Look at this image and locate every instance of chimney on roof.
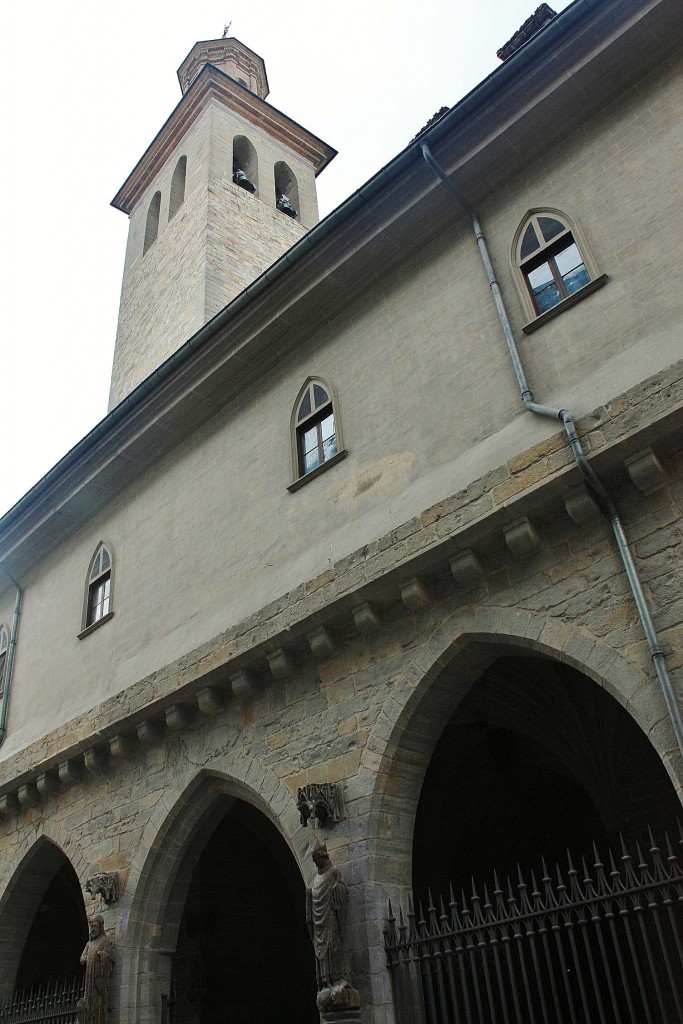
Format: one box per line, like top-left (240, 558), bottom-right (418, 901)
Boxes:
top-left (497, 4), bottom-right (557, 61)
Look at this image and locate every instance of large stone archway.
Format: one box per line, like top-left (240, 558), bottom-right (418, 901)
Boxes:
top-left (0, 836), bottom-right (87, 995)
top-left (118, 769), bottom-right (317, 1024)
top-left (358, 615), bottom-right (682, 1023)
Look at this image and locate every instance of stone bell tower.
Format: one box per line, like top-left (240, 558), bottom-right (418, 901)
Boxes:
top-left (108, 37), bottom-right (336, 409)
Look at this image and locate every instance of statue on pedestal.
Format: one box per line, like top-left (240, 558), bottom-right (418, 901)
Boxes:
top-left (78, 915), bottom-right (114, 1024)
top-left (306, 841), bottom-right (360, 1014)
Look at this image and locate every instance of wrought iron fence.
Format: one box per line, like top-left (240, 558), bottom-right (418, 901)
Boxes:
top-left (385, 828), bottom-right (683, 1024)
top-left (0, 978), bottom-right (82, 1024)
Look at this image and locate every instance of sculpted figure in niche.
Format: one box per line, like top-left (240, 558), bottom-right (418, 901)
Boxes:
top-left (306, 841), bottom-right (360, 1013)
top-left (78, 915), bottom-right (114, 1024)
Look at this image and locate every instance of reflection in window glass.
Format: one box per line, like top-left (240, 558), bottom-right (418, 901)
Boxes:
top-left (538, 216), bottom-right (564, 242)
top-left (518, 214), bottom-right (593, 316)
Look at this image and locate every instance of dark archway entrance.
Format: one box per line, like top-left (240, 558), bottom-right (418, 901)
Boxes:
top-left (170, 797), bottom-right (317, 1024)
top-left (391, 654), bottom-right (683, 1024)
top-left (0, 840), bottom-right (86, 998)
top-left (413, 655), bottom-right (681, 899)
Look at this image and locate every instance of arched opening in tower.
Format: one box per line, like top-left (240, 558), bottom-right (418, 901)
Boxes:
top-left (170, 797), bottom-right (317, 1024)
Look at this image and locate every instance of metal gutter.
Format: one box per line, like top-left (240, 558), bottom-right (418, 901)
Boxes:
top-left (0, 565), bottom-right (22, 745)
top-left (421, 138), bottom-right (683, 767)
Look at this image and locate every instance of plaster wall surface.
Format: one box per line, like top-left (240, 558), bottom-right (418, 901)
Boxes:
top-left (2, 51), bottom-right (683, 760)
top-left (0, 447), bottom-right (681, 1020)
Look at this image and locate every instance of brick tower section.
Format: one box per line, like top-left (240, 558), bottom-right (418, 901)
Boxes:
top-left (108, 38), bottom-right (336, 410)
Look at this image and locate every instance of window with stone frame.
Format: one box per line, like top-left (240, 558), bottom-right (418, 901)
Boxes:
top-left (293, 380), bottom-right (339, 478)
top-left (513, 210), bottom-right (604, 326)
top-left (84, 543), bottom-right (113, 631)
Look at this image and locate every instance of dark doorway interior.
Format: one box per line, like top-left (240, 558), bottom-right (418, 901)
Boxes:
top-left (14, 859), bottom-right (87, 992)
top-left (171, 798), bottom-right (317, 1024)
top-left (413, 655), bottom-right (681, 901)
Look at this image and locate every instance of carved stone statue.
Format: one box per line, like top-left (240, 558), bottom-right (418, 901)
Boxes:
top-left (306, 841), bottom-right (360, 1014)
top-left (85, 872), bottom-right (120, 904)
top-left (297, 783), bottom-right (343, 828)
top-left (78, 915), bottom-right (114, 1024)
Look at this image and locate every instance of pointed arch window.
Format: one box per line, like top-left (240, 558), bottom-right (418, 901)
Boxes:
top-left (0, 626), bottom-right (8, 699)
top-left (143, 191), bottom-right (161, 254)
top-left (289, 380), bottom-right (347, 489)
top-left (233, 136), bottom-right (258, 194)
top-left (274, 161), bottom-right (299, 220)
top-left (513, 210), bottom-right (607, 330)
top-left (81, 543), bottom-right (114, 635)
top-left (169, 156), bottom-right (187, 219)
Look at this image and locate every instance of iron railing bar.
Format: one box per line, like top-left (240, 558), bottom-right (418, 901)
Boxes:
top-left (649, 903), bottom-right (683, 1022)
top-left (441, 895), bottom-right (464, 1024)
top-left (633, 891), bottom-right (669, 1020)
top-left (490, 935), bottom-right (512, 1024)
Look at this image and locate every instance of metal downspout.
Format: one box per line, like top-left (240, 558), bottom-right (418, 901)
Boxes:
top-left (0, 564), bottom-right (22, 745)
top-left (420, 140), bottom-right (683, 766)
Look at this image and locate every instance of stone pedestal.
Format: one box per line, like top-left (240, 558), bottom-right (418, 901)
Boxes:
top-left (320, 1011), bottom-right (362, 1024)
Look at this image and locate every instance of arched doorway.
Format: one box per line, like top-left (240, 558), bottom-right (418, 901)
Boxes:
top-left (166, 794), bottom-right (317, 1024)
top-left (413, 655), bottom-right (681, 899)
top-left (0, 839), bottom-right (86, 997)
top-left (386, 652), bottom-right (683, 1024)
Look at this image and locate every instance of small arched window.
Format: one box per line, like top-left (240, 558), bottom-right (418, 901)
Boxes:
top-left (143, 191), bottom-right (161, 254)
top-left (292, 379), bottom-right (341, 480)
top-left (274, 161), bottom-right (299, 220)
top-left (513, 209), bottom-right (603, 324)
top-left (169, 156), bottom-right (187, 219)
top-left (0, 626), bottom-right (8, 698)
top-left (83, 543), bottom-right (113, 631)
top-left (233, 136), bottom-right (258, 194)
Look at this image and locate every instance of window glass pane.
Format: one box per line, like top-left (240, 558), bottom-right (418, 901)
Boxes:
top-left (90, 552), bottom-right (101, 581)
top-left (554, 242), bottom-right (582, 278)
top-left (533, 282), bottom-right (562, 312)
top-left (520, 223), bottom-right (539, 260)
top-left (563, 265), bottom-right (590, 294)
top-left (304, 448), bottom-right (320, 473)
top-left (528, 262), bottom-right (561, 312)
top-left (297, 389), bottom-right (311, 422)
top-left (101, 548), bottom-right (111, 572)
top-left (303, 425), bottom-right (318, 455)
top-left (313, 384), bottom-right (329, 409)
top-left (323, 434), bottom-right (337, 461)
top-left (538, 216), bottom-right (564, 242)
top-left (320, 413), bottom-right (335, 442)
top-left (102, 579), bottom-right (111, 617)
top-left (527, 261), bottom-right (554, 292)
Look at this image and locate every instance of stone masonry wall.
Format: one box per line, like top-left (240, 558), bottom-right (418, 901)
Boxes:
top-left (0, 365), bottom-right (682, 1024)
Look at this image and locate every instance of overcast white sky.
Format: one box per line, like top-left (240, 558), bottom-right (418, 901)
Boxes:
top-left (0, 0), bottom-right (571, 516)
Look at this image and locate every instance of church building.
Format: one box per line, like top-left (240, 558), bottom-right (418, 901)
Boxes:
top-left (0, 1), bottom-right (682, 1022)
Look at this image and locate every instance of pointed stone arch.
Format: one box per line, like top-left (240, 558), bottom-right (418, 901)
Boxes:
top-left (0, 836), bottom-right (87, 995)
top-left (118, 764), bottom-right (314, 1024)
top-left (356, 605), bottom-right (682, 1016)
